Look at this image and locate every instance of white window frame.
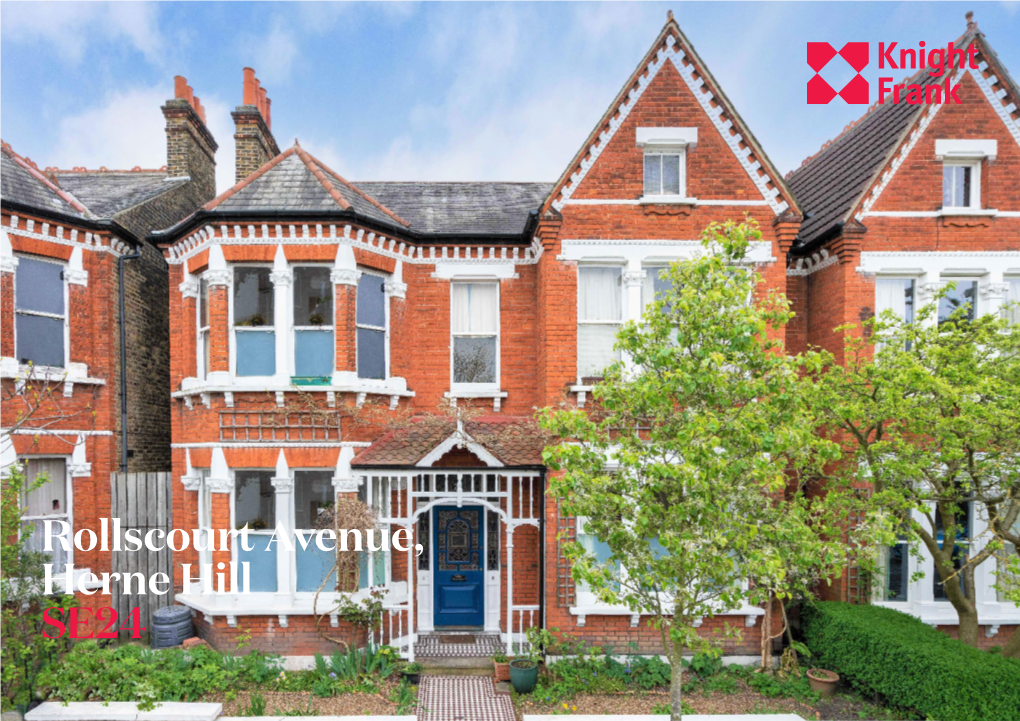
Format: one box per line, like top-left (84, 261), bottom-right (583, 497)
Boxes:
top-left (576, 263), bottom-right (623, 383)
top-left (229, 467), bottom-right (278, 592)
top-left (450, 281), bottom-right (500, 393)
top-left (196, 469), bottom-right (212, 581)
top-left (1004, 277), bottom-right (1020, 325)
top-left (292, 264), bottom-right (335, 378)
top-left (355, 269), bottom-right (390, 381)
top-left (942, 160), bottom-right (981, 211)
top-left (19, 456), bottom-right (73, 573)
top-left (229, 264), bottom-right (276, 380)
top-left (197, 275), bottom-right (210, 381)
top-left (937, 276), bottom-right (980, 324)
top-left (642, 146), bottom-right (686, 200)
top-left (13, 254), bottom-right (70, 371)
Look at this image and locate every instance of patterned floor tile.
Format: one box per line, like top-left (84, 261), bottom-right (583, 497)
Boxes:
top-left (417, 676), bottom-right (516, 721)
top-left (414, 633), bottom-right (505, 658)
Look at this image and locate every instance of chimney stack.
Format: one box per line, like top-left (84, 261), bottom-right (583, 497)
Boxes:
top-left (162, 75), bottom-right (218, 202)
top-left (232, 67), bottom-right (280, 184)
top-left (965, 11), bottom-right (976, 31)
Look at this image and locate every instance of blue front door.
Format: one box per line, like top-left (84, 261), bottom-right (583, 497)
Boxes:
top-left (433, 506), bottom-right (484, 627)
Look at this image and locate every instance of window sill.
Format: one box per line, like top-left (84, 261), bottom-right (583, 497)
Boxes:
top-left (1, 358), bottom-right (105, 396)
top-left (174, 376), bottom-right (414, 410)
top-left (569, 603), bottom-right (764, 628)
top-left (175, 581), bottom-right (407, 621)
top-left (445, 389), bottom-right (508, 412)
top-left (638, 196), bottom-right (698, 205)
top-left (872, 599), bottom-right (1020, 625)
top-left (938, 207), bottom-right (997, 216)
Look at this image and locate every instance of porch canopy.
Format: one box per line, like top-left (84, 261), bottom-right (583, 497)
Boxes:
top-left (350, 416), bottom-right (547, 658)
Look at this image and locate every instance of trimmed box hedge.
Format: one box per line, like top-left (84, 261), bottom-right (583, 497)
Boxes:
top-left (802, 602), bottom-right (1020, 721)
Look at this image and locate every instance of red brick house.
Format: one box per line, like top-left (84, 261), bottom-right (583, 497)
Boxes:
top-left (786, 14), bottom-right (1020, 647)
top-left (156, 18), bottom-right (800, 660)
top-left (1, 78), bottom-right (218, 620)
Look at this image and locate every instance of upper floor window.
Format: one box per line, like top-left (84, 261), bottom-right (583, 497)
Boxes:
top-left (1006, 278), bottom-right (1020, 326)
top-left (357, 272), bottom-right (388, 380)
top-left (876, 278), bottom-right (916, 323)
top-left (451, 282), bottom-right (498, 389)
top-left (197, 277), bottom-right (210, 380)
top-left (15, 256), bottom-right (65, 368)
top-left (942, 163), bottom-right (978, 209)
top-left (642, 266), bottom-right (676, 315)
top-left (938, 280), bottom-right (978, 324)
top-left (233, 267), bottom-right (275, 377)
top-left (293, 267), bottom-right (333, 378)
top-left (643, 150), bottom-right (683, 197)
top-left (577, 266), bottom-right (622, 381)
top-left (21, 458), bottom-right (70, 572)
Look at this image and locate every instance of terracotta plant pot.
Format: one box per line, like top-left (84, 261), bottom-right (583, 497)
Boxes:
top-left (807, 668), bottom-right (840, 697)
top-left (493, 659), bottom-right (513, 682)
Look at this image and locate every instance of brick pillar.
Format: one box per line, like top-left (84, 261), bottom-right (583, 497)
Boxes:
top-left (385, 263), bottom-right (408, 382)
top-left (1, 262), bottom-right (15, 359)
top-left (206, 271), bottom-right (231, 375)
top-left (332, 269), bottom-right (360, 374)
top-left (177, 272), bottom-right (199, 380)
top-left (209, 491), bottom-right (232, 589)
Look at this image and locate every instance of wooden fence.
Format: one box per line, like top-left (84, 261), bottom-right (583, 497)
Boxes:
top-left (110, 472), bottom-right (174, 636)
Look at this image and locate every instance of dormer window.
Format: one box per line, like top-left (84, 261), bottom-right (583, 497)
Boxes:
top-left (935, 139), bottom-right (996, 212)
top-left (637, 127), bottom-right (697, 202)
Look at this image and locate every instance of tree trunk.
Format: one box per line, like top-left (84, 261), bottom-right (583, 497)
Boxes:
top-left (1000, 627), bottom-right (1020, 658)
top-left (920, 532), bottom-right (980, 647)
top-left (670, 641), bottom-right (685, 721)
top-left (760, 593), bottom-right (773, 671)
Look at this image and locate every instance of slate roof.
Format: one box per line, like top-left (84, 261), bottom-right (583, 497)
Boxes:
top-left (787, 30), bottom-right (981, 246)
top-left (355, 182), bottom-right (552, 236)
top-left (1, 146), bottom-right (87, 219)
top-left (352, 416), bottom-right (548, 468)
top-left (52, 172), bottom-right (187, 218)
top-left (206, 145), bottom-right (409, 229)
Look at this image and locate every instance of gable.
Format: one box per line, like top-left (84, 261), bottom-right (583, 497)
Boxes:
top-left (567, 61), bottom-right (766, 203)
top-left (545, 23), bottom-right (797, 217)
top-left (868, 71), bottom-right (1020, 214)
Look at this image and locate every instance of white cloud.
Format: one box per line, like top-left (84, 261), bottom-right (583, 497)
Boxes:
top-left (50, 85), bottom-right (237, 194)
top-left (238, 21), bottom-right (299, 85)
top-left (0, 2), bottom-right (164, 63)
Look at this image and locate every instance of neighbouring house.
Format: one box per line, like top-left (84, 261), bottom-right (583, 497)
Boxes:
top-left (786, 13), bottom-right (1020, 648)
top-left (0, 78), bottom-right (219, 623)
top-left (155, 18), bottom-right (800, 659)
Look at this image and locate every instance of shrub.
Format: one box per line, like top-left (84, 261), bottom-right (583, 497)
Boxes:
top-left (803, 602), bottom-right (1020, 721)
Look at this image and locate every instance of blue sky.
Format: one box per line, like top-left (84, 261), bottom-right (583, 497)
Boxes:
top-left (2, 2), bottom-right (1018, 195)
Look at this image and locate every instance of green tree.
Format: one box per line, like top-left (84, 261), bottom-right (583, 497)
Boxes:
top-left (1, 462), bottom-right (76, 710)
top-left (539, 220), bottom-right (841, 719)
top-left (807, 289), bottom-right (1020, 652)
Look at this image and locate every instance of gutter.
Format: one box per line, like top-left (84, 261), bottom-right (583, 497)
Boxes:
top-left (1, 199), bottom-right (144, 247)
top-left (789, 221), bottom-right (846, 258)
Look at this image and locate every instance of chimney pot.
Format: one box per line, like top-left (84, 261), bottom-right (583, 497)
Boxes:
top-left (185, 84), bottom-right (194, 105)
top-left (965, 11), bottom-right (976, 29)
top-left (243, 67), bottom-right (257, 106)
top-left (194, 96), bottom-right (206, 124)
top-left (257, 86), bottom-right (268, 119)
top-left (174, 76), bottom-right (188, 100)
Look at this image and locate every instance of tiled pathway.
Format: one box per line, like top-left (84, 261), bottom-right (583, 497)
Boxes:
top-left (417, 677), bottom-right (516, 721)
top-left (414, 633), bottom-right (504, 659)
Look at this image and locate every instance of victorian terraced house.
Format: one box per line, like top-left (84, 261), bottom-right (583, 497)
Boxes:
top-left (3, 12), bottom-right (1019, 661)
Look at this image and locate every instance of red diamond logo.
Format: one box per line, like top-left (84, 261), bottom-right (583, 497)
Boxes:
top-left (807, 42), bottom-right (838, 73)
top-left (839, 74), bottom-right (870, 104)
top-left (838, 42), bottom-right (870, 73)
top-left (807, 74), bottom-right (838, 104)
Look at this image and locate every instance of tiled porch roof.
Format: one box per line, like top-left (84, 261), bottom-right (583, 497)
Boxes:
top-left (352, 415), bottom-right (548, 468)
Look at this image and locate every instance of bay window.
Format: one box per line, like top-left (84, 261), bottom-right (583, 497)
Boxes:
top-left (356, 272), bottom-right (388, 380)
top-left (21, 458), bottom-right (70, 572)
top-left (576, 517), bottom-right (617, 599)
top-left (358, 479), bottom-right (390, 589)
top-left (937, 280), bottom-right (978, 324)
top-left (577, 266), bottom-right (622, 380)
top-left (881, 538), bottom-right (910, 602)
top-left (933, 502), bottom-right (970, 600)
top-left (875, 278), bottom-right (916, 324)
top-left (642, 265), bottom-right (675, 315)
top-left (996, 520), bottom-right (1019, 603)
top-left (197, 277), bottom-right (210, 380)
top-left (293, 267), bottom-right (334, 378)
top-left (294, 470), bottom-right (336, 593)
top-left (451, 282), bottom-right (499, 389)
top-left (15, 256), bottom-right (66, 368)
top-left (234, 470), bottom-right (276, 592)
top-left (233, 267), bottom-right (275, 377)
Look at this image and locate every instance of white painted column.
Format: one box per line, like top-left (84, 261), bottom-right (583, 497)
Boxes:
top-left (270, 245), bottom-right (293, 382)
top-left (506, 525), bottom-right (514, 655)
top-left (980, 277), bottom-right (1010, 320)
top-left (271, 449), bottom-right (295, 599)
top-left (623, 265), bottom-right (646, 323)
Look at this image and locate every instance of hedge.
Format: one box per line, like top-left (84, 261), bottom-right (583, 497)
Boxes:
top-left (802, 602), bottom-right (1020, 721)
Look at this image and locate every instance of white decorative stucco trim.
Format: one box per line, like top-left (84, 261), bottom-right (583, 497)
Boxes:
top-left (561, 198), bottom-right (769, 206)
top-left (972, 61), bottom-right (1020, 152)
top-left (67, 434), bottom-right (92, 478)
top-left (635, 126), bottom-right (698, 148)
top-left (551, 35), bottom-right (787, 215)
top-left (934, 138), bottom-right (997, 160)
top-left (172, 441), bottom-right (370, 449)
top-left (856, 250), bottom-right (1020, 276)
top-left (165, 222), bottom-right (544, 268)
top-left (3, 216), bottom-right (132, 256)
top-left (787, 248), bottom-right (838, 277)
top-left (416, 421), bottom-right (504, 468)
top-left (432, 261), bottom-right (517, 280)
top-left (558, 238), bottom-right (775, 266)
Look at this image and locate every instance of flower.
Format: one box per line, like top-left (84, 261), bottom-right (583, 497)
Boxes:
top-left (329, 672), bottom-right (337, 679)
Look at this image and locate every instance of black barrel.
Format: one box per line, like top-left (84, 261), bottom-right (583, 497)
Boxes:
top-left (150, 605), bottom-right (194, 648)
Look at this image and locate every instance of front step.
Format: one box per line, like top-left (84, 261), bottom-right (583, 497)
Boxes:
top-left (420, 657), bottom-right (494, 677)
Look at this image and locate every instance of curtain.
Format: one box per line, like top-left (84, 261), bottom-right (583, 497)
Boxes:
top-left (876, 279), bottom-right (908, 320)
top-left (23, 459), bottom-right (67, 517)
top-left (578, 267), bottom-right (622, 321)
top-left (451, 284), bottom-right (497, 333)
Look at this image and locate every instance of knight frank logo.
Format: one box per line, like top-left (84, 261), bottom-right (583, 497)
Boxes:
top-left (807, 41), bottom-right (980, 105)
